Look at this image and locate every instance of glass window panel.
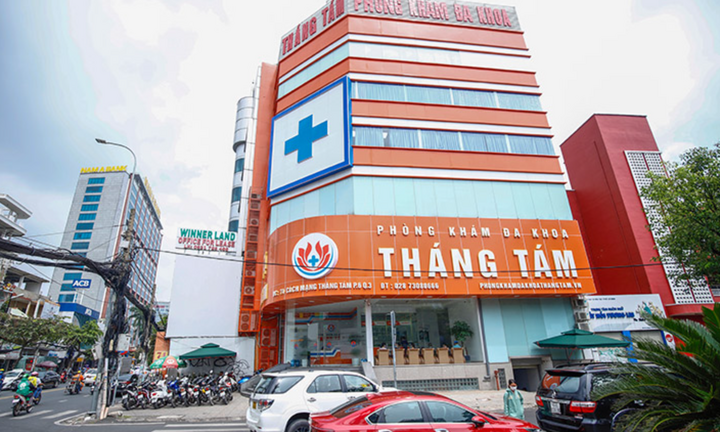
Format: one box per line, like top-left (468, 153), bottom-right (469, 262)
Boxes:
top-left (373, 177), bottom-right (395, 215)
top-left (534, 137), bottom-right (555, 155)
top-left (496, 92), bottom-right (542, 111)
top-left (528, 183), bottom-right (555, 220)
top-left (278, 43), bottom-right (349, 98)
top-left (231, 187), bottom-right (242, 202)
top-left (493, 182), bottom-right (517, 218)
top-left (355, 82), bottom-right (404, 101)
top-left (421, 130), bottom-right (461, 150)
top-left (426, 401), bottom-right (476, 423)
top-left (303, 190), bottom-right (320, 219)
top-left (414, 178), bottom-right (437, 216)
top-left (87, 177), bottom-right (105, 184)
top-left (406, 85), bottom-right (451, 104)
top-left (60, 284), bottom-right (75, 292)
top-left (353, 127), bottom-right (384, 147)
top-left (452, 89), bottom-right (495, 108)
top-left (485, 134), bottom-right (508, 153)
top-left (80, 204), bottom-right (98, 212)
top-left (508, 135), bottom-right (537, 155)
top-left (387, 129), bottom-right (419, 148)
top-left (85, 186), bottom-right (103, 193)
top-left (78, 213), bottom-right (96, 221)
top-left (73, 232), bottom-right (92, 240)
top-left (58, 294), bottom-right (76, 303)
top-left (289, 194), bottom-right (305, 225)
top-left (63, 272), bottom-right (82, 280)
top-left (473, 182), bottom-right (498, 218)
top-left (307, 375), bottom-right (342, 393)
top-left (511, 182), bottom-right (535, 218)
top-left (434, 180), bottom-right (458, 217)
top-left (393, 178), bottom-right (416, 216)
top-left (380, 402), bottom-right (424, 423)
top-left (83, 195), bottom-right (101, 202)
top-left (228, 220), bottom-right (239, 232)
top-left (342, 375), bottom-right (375, 393)
top-left (275, 200), bottom-right (291, 229)
top-left (319, 182), bottom-right (336, 216)
top-left (235, 158), bottom-right (245, 173)
top-left (71, 242), bottom-right (90, 250)
top-left (335, 178), bottom-right (353, 215)
top-left (353, 177), bottom-right (374, 215)
top-left (461, 132), bottom-right (488, 152)
top-left (547, 184), bottom-right (573, 220)
top-left (453, 181), bottom-right (477, 218)
top-left (76, 223), bottom-right (94, 230)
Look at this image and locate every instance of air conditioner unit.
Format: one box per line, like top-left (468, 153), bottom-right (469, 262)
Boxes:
top-left (578, 321), bottom-right (592, 332)
top-left (251, 193), bottom-right (261, 200)
top-left (574, 311), bottom-right (590, 322)
top-left (571, 297), bottom-right (588, 309)
top-left (243, 286), bottom-right (255, 295)
top-left (249, 218), bottom-right (259, 226)
top-left (245, 270), bottom-right (256, 277)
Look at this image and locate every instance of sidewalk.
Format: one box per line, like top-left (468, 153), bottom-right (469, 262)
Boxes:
top-left (102, 390), bottom-right (535, 423)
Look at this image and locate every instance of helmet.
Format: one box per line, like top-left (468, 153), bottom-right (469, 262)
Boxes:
top-left (31, 372), bottom-right (38, 376)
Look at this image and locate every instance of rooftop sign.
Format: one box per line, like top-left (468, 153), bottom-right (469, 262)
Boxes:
top-left (279, 0), bottom-right (520, 59)
top-left (80, 166), bottom-right (127, 174)
top-left (176, 228), bottom-right (237, 253)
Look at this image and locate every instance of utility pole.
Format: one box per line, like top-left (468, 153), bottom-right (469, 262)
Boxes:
top-left (90, 208), bottom-right (135, 419)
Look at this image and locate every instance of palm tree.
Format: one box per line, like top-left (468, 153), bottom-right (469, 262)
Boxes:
top-left (592, 303), bottom-right (720, 432)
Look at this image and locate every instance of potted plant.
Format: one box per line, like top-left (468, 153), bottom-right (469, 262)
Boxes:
top-left (450, 321), bottom-right (473, 360)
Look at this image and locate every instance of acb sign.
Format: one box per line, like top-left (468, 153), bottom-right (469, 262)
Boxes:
top-left (71, 279), bottom-right (91, 289)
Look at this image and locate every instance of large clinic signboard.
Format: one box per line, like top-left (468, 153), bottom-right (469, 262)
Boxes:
top-left (265, 215), bottom-right (596, 305)
top-left (279, 0), bottom-right (521, 58)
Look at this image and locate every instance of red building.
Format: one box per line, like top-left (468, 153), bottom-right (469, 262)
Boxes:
top-left (561, 114), bottom-right (717, 321)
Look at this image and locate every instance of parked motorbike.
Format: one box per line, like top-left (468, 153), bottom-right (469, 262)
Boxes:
top-left (121, 384), bottom-right (139, 411)
top-left (12, 394), bottom-right (33, 416)
top-left (150, 379), bottom-right (174, 409)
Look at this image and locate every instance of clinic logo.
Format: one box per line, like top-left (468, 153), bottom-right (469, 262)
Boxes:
top-left (292, 233), bottom-right (338, 280)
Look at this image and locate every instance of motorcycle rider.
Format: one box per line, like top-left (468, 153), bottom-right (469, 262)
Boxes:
top-left (71, 370), bottom-right (84, 393)
top-left (15, 374), bottom-right (35, 408)
top-left (28, 372), bottom-right (42, 402)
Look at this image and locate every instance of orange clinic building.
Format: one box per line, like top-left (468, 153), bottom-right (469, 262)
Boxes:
top-left (235, 0), bottom-right (597, 391)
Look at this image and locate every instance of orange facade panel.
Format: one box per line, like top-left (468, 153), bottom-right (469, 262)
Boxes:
top-left (352, 100), bottom-right (550, 129)
top-left (353, 147), bottom-right (563, 174)
top-left (277, 58), bottom-right (538, 112)
top-left (279, 16), bottom-right (350, 76)
top-left (263, 215), bottom-right (596, 309)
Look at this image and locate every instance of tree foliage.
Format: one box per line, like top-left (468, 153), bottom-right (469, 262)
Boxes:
top-left (62, 320), bottom-right (103, 362)
top-left (592, 303), bottom-right (720, 432)
top-left (641, 144), bottom-right (720, 285)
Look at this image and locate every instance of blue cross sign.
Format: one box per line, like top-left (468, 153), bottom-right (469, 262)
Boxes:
top-left (284, 115), bottom-right (328, 163)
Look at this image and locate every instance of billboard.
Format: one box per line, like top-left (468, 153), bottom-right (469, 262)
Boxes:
top-left (267, 77), bottom-right (351, 198)
top-left (265, 215), bottom-right (596, 306)
top-left (587, 294), bottom-right (666, 332)
top-left (176, 228), bottom-right (237, 253)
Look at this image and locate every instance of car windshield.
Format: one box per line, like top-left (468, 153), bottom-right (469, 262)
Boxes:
top-left (86, 369), bottom-right (97, 374)
top-left (541, 373), bottom-right (582, 394)
top-left (6, 371), bottom-right (21, 378)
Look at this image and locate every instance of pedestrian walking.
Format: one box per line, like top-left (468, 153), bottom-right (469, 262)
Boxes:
top-left (503, 379), bottom-right (524, 419)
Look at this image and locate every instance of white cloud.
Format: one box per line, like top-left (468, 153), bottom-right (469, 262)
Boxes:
top-left (661, 141), bottom-right (696, 162)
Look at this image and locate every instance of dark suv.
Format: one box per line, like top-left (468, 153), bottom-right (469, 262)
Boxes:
top-left (535, 363), bottom-right (623, 432)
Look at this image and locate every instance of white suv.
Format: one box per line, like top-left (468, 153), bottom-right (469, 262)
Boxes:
top-left (246, 369), bottom-right (383, 432)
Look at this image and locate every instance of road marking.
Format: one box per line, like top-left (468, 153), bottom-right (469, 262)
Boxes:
top-left (59, 399), bottom-right (67, 403)
top-left (165, 424), bottom-right (247, 428)
top-left (0, 412), bottom-right (11, 418)
top-left (12, 409), bottom-right (52, 420)
top-left (43, 409), bottom-right (78, 419)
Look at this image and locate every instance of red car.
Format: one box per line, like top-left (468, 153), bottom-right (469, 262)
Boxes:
top-left (311, 390), bottom-right (540, 432)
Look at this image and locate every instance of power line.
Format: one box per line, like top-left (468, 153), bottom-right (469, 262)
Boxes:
top-left (136, 246), bottom-right (674, 276)
top-left (22, 224), bottom-right (123, 240)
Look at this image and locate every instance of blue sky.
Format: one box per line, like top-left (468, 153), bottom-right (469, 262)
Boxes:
top-left (1, 0), bottom-right (719, 301)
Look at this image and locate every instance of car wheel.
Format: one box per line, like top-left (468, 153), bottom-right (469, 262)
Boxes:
top-left (287, 418), bottom-right (310, 432)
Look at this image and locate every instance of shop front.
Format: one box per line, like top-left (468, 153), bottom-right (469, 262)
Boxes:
top-left (260, 214), bottom-right (597, 390)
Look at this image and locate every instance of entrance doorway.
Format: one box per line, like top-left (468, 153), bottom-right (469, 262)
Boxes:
top-left (510, 358), bottom-right (542, 392)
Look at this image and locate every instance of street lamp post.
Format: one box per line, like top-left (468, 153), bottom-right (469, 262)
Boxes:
top-left (90, 138), bottom-right (137, 418)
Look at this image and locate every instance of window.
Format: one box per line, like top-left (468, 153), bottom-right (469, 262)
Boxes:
top-left (83, 195), bottom-right (101, 203)
top-left (88, 177), bottom-right (105, 184)
top-left (307, 375), bottom-right (342, 393)
top-left (228, 220), bottom-right (239, 232)
top-left (58, 294), bottom-right (76, 303)
top-left (76, 223), bottom-right (94, 230)
top-left (253, 376), bottom-right (303, 394)
top-left (63, 272), bottom-right (82, 280)
top-left (331, 397), bottom-right (372, 418)
top-left (80, 204), bottom-right (99, 212)
top-left (235, 158), bottom-right (245, 173)
top-left (85, 186), bottom-right (103, 193)
top-left (78, 213), bottom-right (96, 221)
top-left (377, 402), bottom-right (425, 424)
top-left (426, 401), bottom-right (476, 423)
top-left (73, 232), bottom-right (92, 240)
top-left (342, 375), bottom-right (375, 393)
top-left (60, 284), bottom-right (75, 292)
top-left (71, 242), bottom-right (90, 250)
top-left (231, 187), bottom-right (242, 202)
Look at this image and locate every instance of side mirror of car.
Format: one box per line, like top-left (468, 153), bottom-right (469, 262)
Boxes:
top-left (471, 416), bottom-right (486, 428)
